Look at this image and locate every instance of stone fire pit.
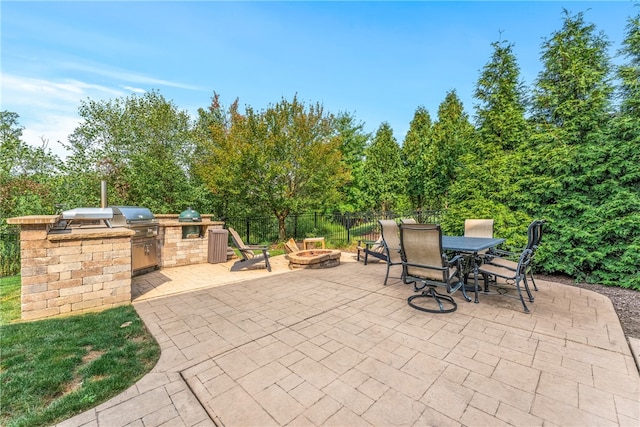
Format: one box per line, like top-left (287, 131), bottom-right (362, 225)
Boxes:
top-left (288, 249), bottom-right (341, 269)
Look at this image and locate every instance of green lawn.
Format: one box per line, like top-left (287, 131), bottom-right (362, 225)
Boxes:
top-left (0, 276), bottom-right (160, 427)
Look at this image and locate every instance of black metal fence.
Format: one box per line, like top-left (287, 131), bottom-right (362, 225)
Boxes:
top-left (1, 230), bottom-right (21, 277)
top-left (224, 210), bottom-right (444, 246)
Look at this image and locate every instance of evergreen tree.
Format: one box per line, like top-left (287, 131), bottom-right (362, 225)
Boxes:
top-left (528, 10), bottom-right (619, 283)
top-left (402, 106), bottom-right (432, 210)
top-left (583, 11), bottom-right (640, 289)
top-left (364, 122), bottom-right (407, 212)
top-left (531, 10), bottom-right (613, 144)
top-left (446, 40), bottom-right (531, 241)
top-left (334, 112), bottom-right (370, 213)
top-left (424, 90), bottom-right (475, 210)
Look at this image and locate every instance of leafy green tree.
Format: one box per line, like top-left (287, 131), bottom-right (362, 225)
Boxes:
top-left (62, 91), bottom-right (197, 213)
top-left (195, 95), bottom-right (349, 240)
top-left (402, 106), bottom-right (432, 210)
top-left (0, 111), bottom-right (60, 229)
top-left (334, 112), bottom-right (370, 213)
top-left (424, 91), bottom-right (475, 210)
top-left (363, 122), bottom-right (407, 211)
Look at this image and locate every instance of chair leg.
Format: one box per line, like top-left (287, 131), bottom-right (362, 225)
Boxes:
top-left (514, 278), bottom-right (531, 313)
top-left (383, 262), bottom-right (391, 286)
top-left (528, 271), bottom-right (538, 291)
top-left (408, 287), bottom-right (457, 313)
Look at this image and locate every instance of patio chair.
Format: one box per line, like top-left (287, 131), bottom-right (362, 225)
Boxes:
top-left (485, 220), bottom-right (544, 291)
top-left (378, 219), bottom-right (405, 286)
top-left (477, 248), bottom-right (535, 313)
top-left (463, 218), bottom-right (494, 286)
top-left (400, 223), bottom-right (470, 313)
top-left (228, 227), bottom-right (272, 272)
top-left (284, 238), bottom-right (300, 255)
top-left (356, 237), bottom-right (387, 265)
top-left (400, 218), bottom-right (417, 224)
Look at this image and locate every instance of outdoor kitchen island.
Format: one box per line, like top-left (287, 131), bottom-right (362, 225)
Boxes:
top-left (7, 213), bottom-right (227, 321)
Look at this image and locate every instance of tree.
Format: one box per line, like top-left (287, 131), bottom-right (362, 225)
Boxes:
top-left (195, 95), bottom-right (349, 240)
top-left (402, 106), bottom-right (432, 210)
top-left (334, 112), bottom-right (370, 213)
top-left (363, 122), bottom-right (407, 212)
top-left (581, 11), bottom-right (640, 289)
top-left (424, 91), bottom-right (475, 210)
top-left (62, 91), bottom-right (197, 213)
top-left (527, 10), bottom-right (623, 285)
top-left (530, 10), bottom-right (613, 144)
top-left (0, 111), bottom-right (60, 229)
top-left (445, 40), bottom-right (532, 239)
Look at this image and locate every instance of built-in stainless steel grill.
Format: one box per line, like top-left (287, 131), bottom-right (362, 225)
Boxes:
top-left (111, 206), bottom-right (159, 275)
top-left (50, 204), bottom-right (159, 276)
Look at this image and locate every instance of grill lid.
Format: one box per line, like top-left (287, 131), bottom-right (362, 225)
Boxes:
top-left (178, 207), bottom-right (201, 222)
top-left (61, 207), bottom-right (114, 221)
top-left (111, 206), bottom-right (156, 223)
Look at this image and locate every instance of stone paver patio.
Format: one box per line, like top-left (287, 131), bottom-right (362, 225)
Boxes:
top-left (58, 253), bottom-right (640, 427)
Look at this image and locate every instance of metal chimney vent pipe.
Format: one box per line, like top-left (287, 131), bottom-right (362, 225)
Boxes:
top-left (101, 181), bottom-right (108, 208)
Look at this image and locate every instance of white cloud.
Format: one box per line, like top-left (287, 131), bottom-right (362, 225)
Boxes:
top-left (60, 61), bottom-right (202, 91)
top-left (1, 73), bottom-right (130, 159)
top-left (122, 86), bottom-right (147, 94)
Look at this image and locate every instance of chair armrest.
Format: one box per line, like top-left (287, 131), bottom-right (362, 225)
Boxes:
top-left (447, 254), bottom-right (464, 265)
top-left (244, 244), bottom-right (269, 251)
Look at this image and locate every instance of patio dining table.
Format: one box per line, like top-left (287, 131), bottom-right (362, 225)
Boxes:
top-left (442, 236), bottom-right (505, 303)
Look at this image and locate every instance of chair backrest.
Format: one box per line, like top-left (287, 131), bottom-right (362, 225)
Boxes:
top-left (464, 219), bottom-right (494, 238)
top-left (228, 227), bottom-right (253, 260)
top-left (533, 220), bottom-right (545, 249)
top-left (524, 220), bottom-right (539, 250)
top-left (378, 220), bottom-right (402, 264)
top-left (401, 218), bottom-right (417, 224)
top-left (285, 238), bottom-right (299, 254)
top-left (400, 223), bottom-right (446, 281)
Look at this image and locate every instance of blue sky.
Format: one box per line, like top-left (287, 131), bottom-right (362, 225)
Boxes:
top-left (1, 1), bottom-right (636, 158)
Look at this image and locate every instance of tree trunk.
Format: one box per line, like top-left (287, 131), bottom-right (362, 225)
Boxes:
top-left (277, 214), bottom-right (287, 241)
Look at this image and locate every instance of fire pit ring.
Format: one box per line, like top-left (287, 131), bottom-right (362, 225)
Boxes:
top-left (288, 249), bottom-right (341, 269)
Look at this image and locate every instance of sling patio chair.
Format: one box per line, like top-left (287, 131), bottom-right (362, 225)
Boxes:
top-left (463, 218), bottom-right (495, 287)
top-left (228, 227), bottom-right (272, 272)
top-left (485, 219), bottom-right (545, 291)
top-left (477, 248), bottom-right (535, 313)
top-left (400, 223), bottom-right (471, 313)
top-left (378, 219), bottom-right (405, 286)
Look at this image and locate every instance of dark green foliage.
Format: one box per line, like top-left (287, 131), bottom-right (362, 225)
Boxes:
top-left (335, 112), bottom-right (371, 212)
top-left (402, 106), bottom-right (432, 209)
top-left (424, 91), bottom-right (475, 210)
top-left (363, 122), bottom-right (408, 211)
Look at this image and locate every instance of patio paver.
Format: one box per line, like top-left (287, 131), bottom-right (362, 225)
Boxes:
top-left (57, 254), bottom-right (640, 427)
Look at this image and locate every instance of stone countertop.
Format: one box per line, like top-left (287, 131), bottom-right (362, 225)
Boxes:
top-left (7, 215), bottom-right (60, 225)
